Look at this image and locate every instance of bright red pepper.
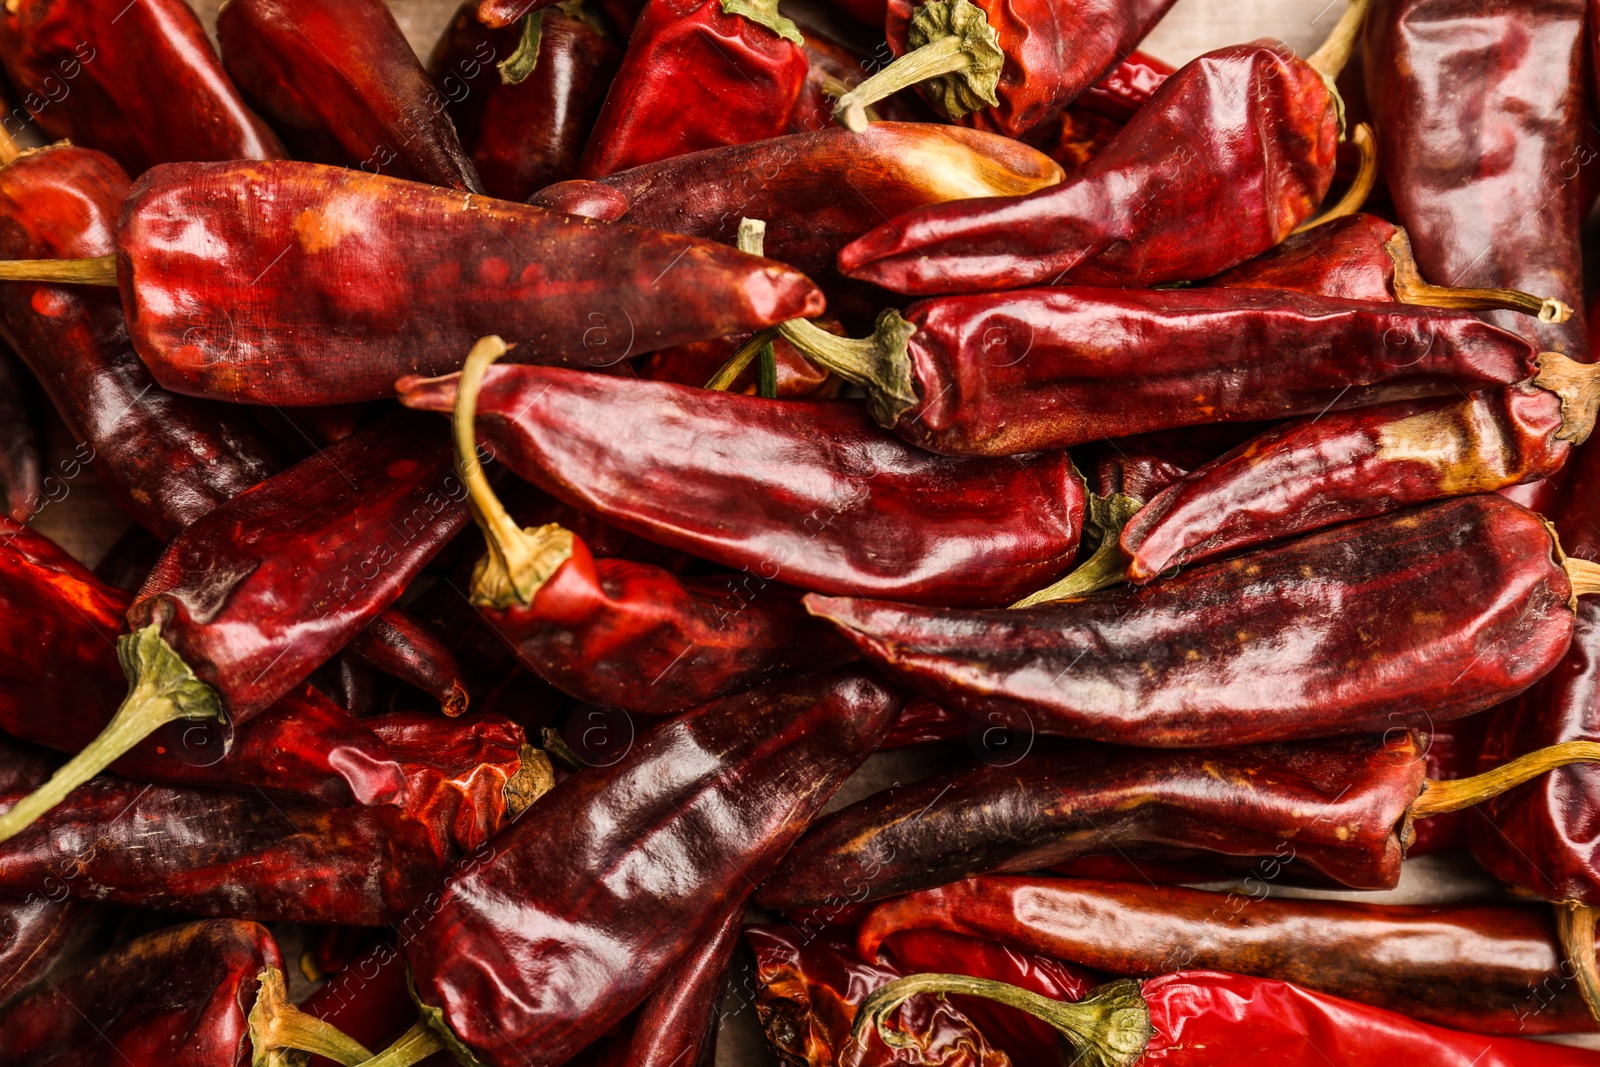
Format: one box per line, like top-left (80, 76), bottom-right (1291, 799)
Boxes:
top-left (1076, 49), bottom-right (1172, 121)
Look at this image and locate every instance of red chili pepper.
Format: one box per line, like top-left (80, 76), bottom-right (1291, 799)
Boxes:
top-left (398, 356), bottom-right (1085, 607)
top-left (858, 876), bottom-right (1594, 1036)
top-left (1208, 212), bottom-right (1401, 301)
top-left (0, 349), bottom-right (39, 524)
top-left (639, 331), bottom-right (834, 398)
top-left (347, 610), bottom-right (469, 717)
top-left (1076, 49), bottom-right (1173, 121)
top-left (0, 1), bottom-right (283, 175)
top-left (218, 0), bottom-right (482, 192)
top-left (0, 897), bottom-right (84, 1009)
top-left (526, 177), bottom-right (631, 220)
top-left (0, 919), bottom-right (283, 1067)
top-left (577, 0), bottom-right (807, 178)
top-left (878, 696), bottom-right (969, 749)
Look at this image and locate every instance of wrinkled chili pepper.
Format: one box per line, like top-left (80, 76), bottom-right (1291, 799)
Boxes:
top-left (219, 0), bottom-right (482, 192)
top-left (0, 896), bottom-right (84, 1009)
top-left (399, 359), bottom-right (1085, 607)
top-left (1076, 49), bottom-right (1172, 121)
top-left (384, 669), bottom-right (899, 1067)
top-left (835, 2), bottom-right (1369, 294)
top-left (0, 0), bottom-right (284, 175)
top-left (0, 346), bottom-right (38, 524)
top-left (858, 876), bottom-right (1594, 1035)
top-left (854, 969), bottom-right (1600, 1067)
top-left (0, 919), bottom-right (281, 1067)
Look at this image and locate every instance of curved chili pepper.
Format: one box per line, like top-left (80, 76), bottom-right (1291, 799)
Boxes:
top-left (835, 4), bottom-right (1370, 295)
top-left (0, 919), bottom-right (282, 1067)
top-left (0, 348), bottom-right (39, 524)
top-left (218, 0), bottom-right (482, 192)
top-left (346, 609), bottom-right (469, 717)
top-left (858, 876), bottom-right (1594, 1036)
top-left (0, 897), bottom-right (84, 1009)
top-left (398, 358), bottom-right (1085, 607)
top-left (0, 0), bottom-right (284, 175)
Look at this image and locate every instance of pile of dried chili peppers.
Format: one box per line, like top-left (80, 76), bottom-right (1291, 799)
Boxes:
top-left (3, 0), bottom-right (1600, 1063)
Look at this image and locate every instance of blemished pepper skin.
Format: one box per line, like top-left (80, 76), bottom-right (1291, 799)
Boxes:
top-left (808, 496), bottom-right (1581, 746)
top-left (113, 160), bottom-right (824, 406)
top-left (0, 897), bottom-right (82, 1008)
top-left (0, 0), bottom-right (284, 176)
top-left (577, 0), bottom-right (806, 178)
top-left (399, 364), bottom-right (1085, 607)
top-left (757, 732), bottom-right (1430, 908)
top-left (219, 0), bottom-right (484, 193)
top-left (403, 669), bottom-right (901, 1067)
top-left (0, 919), bottom-right (281, 1067)
top-left (594, 124), bottom-right (1064, 279)
top-left (857, 877), bottom-right (1596, 1036)
top-left (837, 40), bottom-right (1340, 295)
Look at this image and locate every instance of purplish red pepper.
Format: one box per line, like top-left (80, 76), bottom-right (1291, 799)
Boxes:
top-left (0, 896), bottom-right (83, 1009)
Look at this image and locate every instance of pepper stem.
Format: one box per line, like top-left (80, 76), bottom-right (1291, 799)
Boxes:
top-left (1386, 229), bottom-right (1573, 324)
top-left (1532, 352), bottom-right (1600, 446)
top-left (777, 311), bottom-right (919, 427)
top-left (249, 967), bottom-right (373, 1067)
top-left (705, 219), bottom-right (780, 396)
top-left (498, 11), bottom-right (544, 85)
top-left (1567, 558), bottom-right (1600, 598)
top-left (853, 974), bottom-right (1152, 1067)
top-left (452, 336), bottom-right (576, 609)
top-left (503, 745), bottom-right (556, 816)
top-left (1293, 123), bottom-right (1377, 234)
top-left (1012, 493), bottom-right (1141, 608)
top-left (1412, 740), bottom-right (1600, 818)
top-left (1306, 0), bottom-right (1375, 80)
top-left (1557, 903), bottom-right (1600, 1028)
top-left (0, 254), bottom-right (117, 285)
top-left (0, 118), bottom-right (19, 166)
top-left (0, 622), bottom-right (222, 844)
top-left (349, 1021), bottom-right (446, 1067)
top-left (831, 0), bottom-right (1004, 131)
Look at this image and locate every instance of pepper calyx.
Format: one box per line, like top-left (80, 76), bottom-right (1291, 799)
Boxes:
top-left (249, 967), bottom-right (372, 1067)
top-left (831, 0), bottom-right (1002, 130)
top-left (719, 0), bottom-right (803, 46)
top-left (1532, 351), bottom-right (1600, 446)
top-left (1011, 491), bottom-right (1141, 607)
top-left (497, 11), bottom-right (544, 85)
top-left (777, 309), bottom-right (918, 428)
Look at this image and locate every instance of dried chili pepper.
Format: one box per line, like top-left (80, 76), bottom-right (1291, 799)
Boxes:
top-left (399, 358), bottom-right (1084, 607)
top-left (879, 696), bottom-right (968, 749)
top-left (219, 0), bottom-right (482, 192)
top-left (1076, 49), bottom-right (1172, 122)
top-left (526, 178), bottom-right (630, 219)
top-left (577, 0), bottom-right (806, 178)
top-left (0, 346), bottom-right (38, 524)
top-left (348, 610), bottom-right (468, 717)
top-left (858, 876), bottom-right (1594, 1035)
top-left (0, 0), bottom-right (284, 175)
top-left (0, 919), bottom-right (282, 1067)
top-left (836, 2), bottom-right (1369, 294)
top-left (0, 896), bottom-right (83, 1009)
top-left (639, 330), bottom-right (833, 398)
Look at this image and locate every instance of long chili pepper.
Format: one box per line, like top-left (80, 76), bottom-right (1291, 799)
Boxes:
top-left (0, 347), bottom-right (38, 524)
top-left (857, 877), bottom-right (1595, 1035)
top-left (576, 0), bottom-right (806, 178)
top-left (0, 919), bottom-right (283, 1067)
top-left (0, 160), bottom-right (823, 406)
top-left (219, 0), bottom-right (484, 193)
top-left (0, 0), bottom-right (283, 175)
top-left (829, 0), bottom-right (1176, 136)
top-left (398, 359), bottom-right (1085, 607)
top-left (0, 896), bottom-right (84, 1009)
top-left (348, 610), bottom-right (469, 717)
top-left (836, 1), bottom-right (1370, 295)
top-left (854, 970), bottom-right (1600, 1067)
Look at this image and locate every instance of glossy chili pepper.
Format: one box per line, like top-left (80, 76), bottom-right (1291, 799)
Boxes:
top-left (854, 969), bottom-right (1600, 1067)
top-left (219, 0), bottom-right (482, 192)
top-left (0, 0), bottom-right (284, 175)
top-left (1076, 49), bottom-right (1172, 121)
top-left (429, 1), bottom-right (620, 202)
top-left (577, 0), bottom-right (806, 178)
top-left (835, 3), bottom-right (1368, 295)
top-left (879, 696), bottom-right (968, 749)
top-left (1208, 212), bottom-right (1400, 301)
top-left (638, 331), bottom-right (833, 398)
top-left (390, 669), bottom-right (899, 1067)
top-left (777, 286), bottom-right (1543, 457)
top-left (0, 896), bottom-right (83, 1009)
top-left (0, 717), bottom-right (550, 923)
top-left (348, 609), bottom-right (469, 717)
top-left (526, 177), bottom-right (630, 219)
top-left (858, 877), bottom-right (1594, 1035)
top-left (399, 359), bottom-right (1085, 607)
top-left (0, 347), bottom-right (38, 524)
top-left (0, 919), bottom-right (281, 1067)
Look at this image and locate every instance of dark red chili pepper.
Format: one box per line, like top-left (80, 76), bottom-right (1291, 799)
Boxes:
top-left (345, 609), bottom-right (469, 717)
top-left (0, 897), bottom-right (84, 1009)
top-left (218, 0), bottom-right (482, 192)
top-left (576, 0), bottom-right (807, 178)
top-left (854, 969), bottom-right (1600, 1067)
top-left (638, 331), bottom-right (833, 398)
top-left (429, 1), bottom-right (620, 202)
top-left (1208, 212), bottom-right (1400, 301)
top-left (398, 358), bottom-right (1085, 607)
top-left (858, 876), bottom-right (1593, 1035)
top-left (1408, 714), bottom-right (1489, 855)
top-left (0, 0), bottom-right (284, 175)
top-left (526, 177), bottom-right (630, 220)
top-left (1076, 49), bottom-right (1172, 122)
top-left (0, 347), bottom-right (39, 524)
top-left (0, 919), bottom-right (282, 1067)
top-left (878, 696), bottom-right (968, 749)
top-left (390, 669), bottom-right (899, 1067)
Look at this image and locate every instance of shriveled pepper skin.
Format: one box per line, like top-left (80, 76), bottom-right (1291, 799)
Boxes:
top-left (838, 41), bottom-right (1338, 295)
top-left (0, 897), bottom-right (82, 1009)
top-left (0, 0), bottom-right (283, 175)
top-left (1077, 49), bottom-right (1172, 121)
top-left (1365, 0), bottom-right (1588, 359)
top-left (578, 0), bottom-right (806, 178)
top-left (404, 670), bottom-right (901, 1067)
top-left (399, 366), bottom-right (1084, 607)
top-left (0, 919), bottom-right (280, 1067)
top-left (599, 123), bottom-right (1063, 278)
top-left (118, 160), bottom-right (825, 405)
top-left (859, 877), bottom-right (1594, 1036)
top-left (1120, 385), bottom-right (1569, 580)
top-left (757, 733), bottom-right (1426, 908)
top-left (219, 0), bottom-right (483, 193)
top-left (1208, 213), bottom-right (1399, 301)
top-left (126, 411), bottom-right (470, 723)
top-left (881, 288), bottom-right (1540, 456)
top-left (808, 496), bottom-right (1574, 747)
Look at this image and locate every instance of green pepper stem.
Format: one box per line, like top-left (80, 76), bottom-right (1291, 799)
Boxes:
top-left (705, 219), bottom-right (780, 396)
top-left (830, 0), bottom-right (1003, 131)
top-left (250, 967), bottom-right (373, 1067)
top-left (0, 622), bottom-right (222, 844)
top-left (0, 254), bottom-right (117, 285)
top-left (1386, 228), bottom-right (1573, 324)
top-left (776, 311), bottom-right (919, 427)
top-left (452, 335), bottom-right (576, 609)
top-left (1412, 740), bottom-right (1600, 818)
top-left (1557, 904), bottom-right (1600, 1028)
top-left (853, 974), bottom-right (1152, 1067)
top-left (1293, 123), bottom-right (1377, 234)
top-left (1306, 0), bottom-right (1374, 80)
top-left (1011, 493), bottom-right (1141, 608)
top-left (497, 11), bottom-right (544, 85)
top-left (349, 1021), bottom-right (445, 1067)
